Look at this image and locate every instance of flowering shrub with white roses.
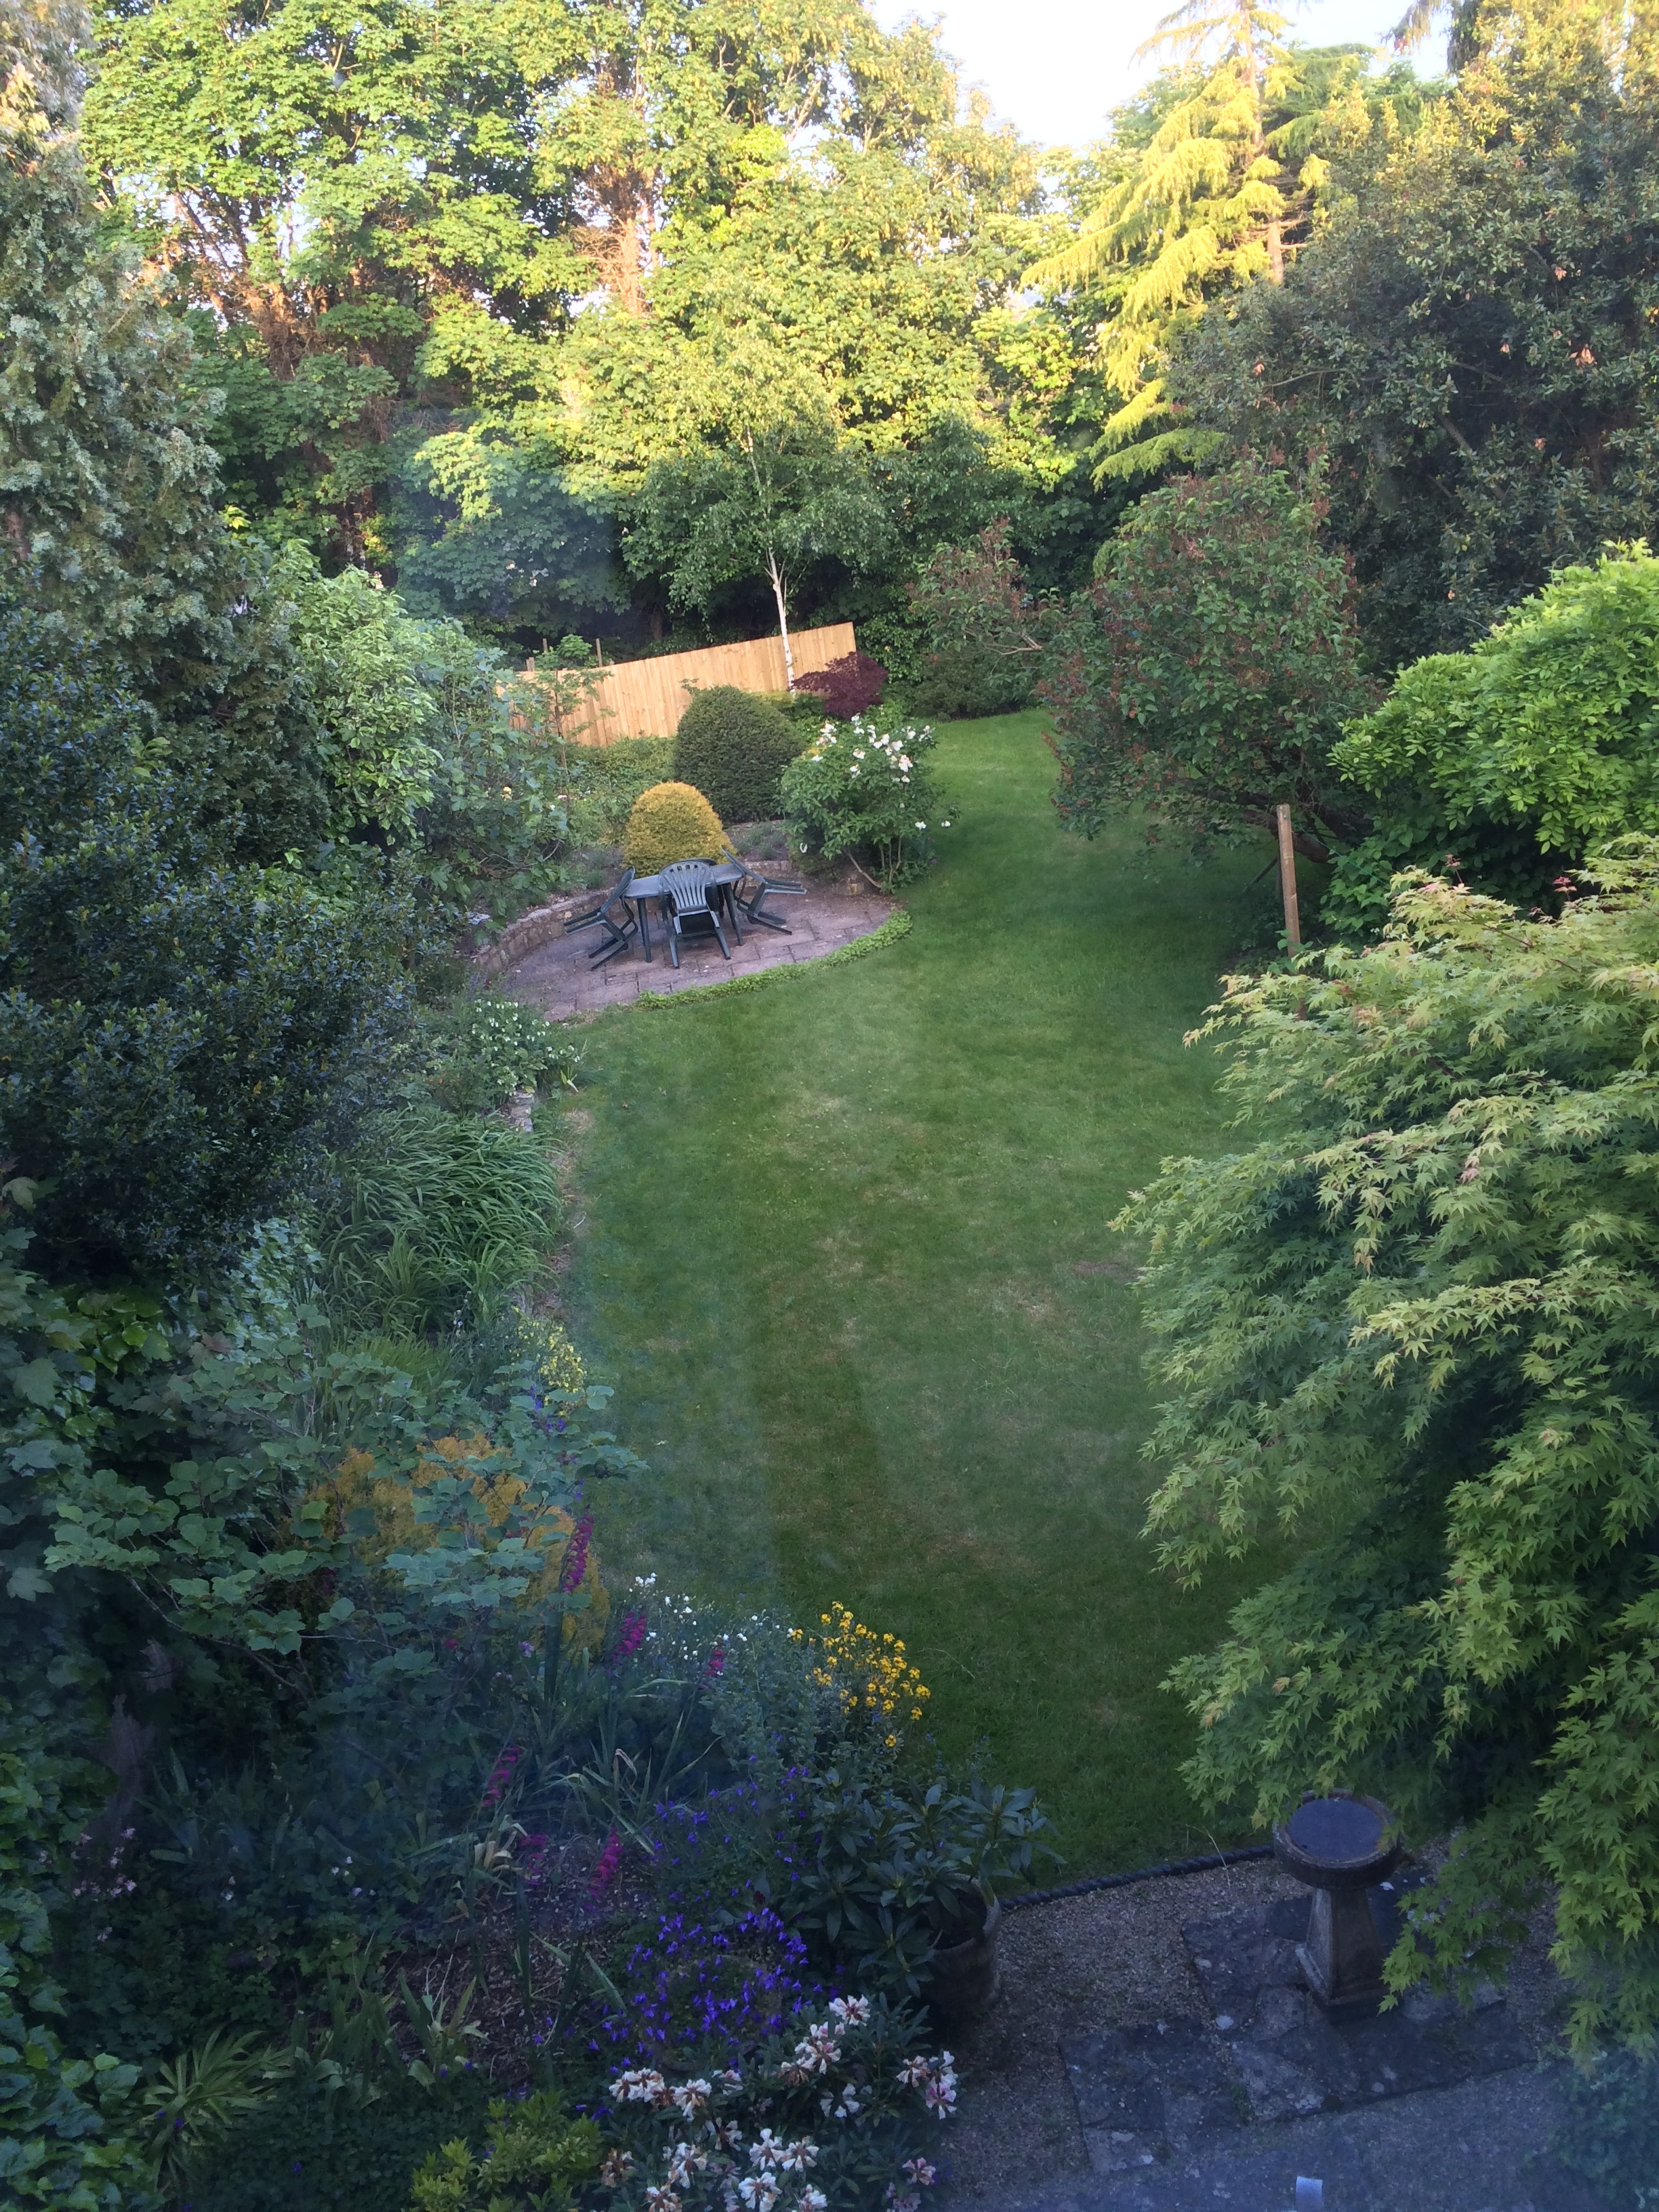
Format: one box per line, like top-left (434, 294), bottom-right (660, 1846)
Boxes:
top-left (778, 716), bottom-right (949, 892)
top-left (602, 1994), bottom-right (955, 2212)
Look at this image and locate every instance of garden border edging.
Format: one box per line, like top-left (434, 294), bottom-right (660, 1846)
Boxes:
top-left (1001, 1843), bottom-right (1274, 1912)
top-left (470, 892), bottom-right (602, 985)
top-left (633, 909), bottom-right (912, 1008)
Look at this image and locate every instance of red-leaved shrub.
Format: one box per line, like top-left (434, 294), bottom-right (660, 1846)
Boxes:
top-left (792, 650), bottom-right (887, 720)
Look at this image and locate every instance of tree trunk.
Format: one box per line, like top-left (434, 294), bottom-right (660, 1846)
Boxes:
top-left (1239, 21), bottom-right (1285, 284)
top-left (766, 548), bottom-right (795, 687)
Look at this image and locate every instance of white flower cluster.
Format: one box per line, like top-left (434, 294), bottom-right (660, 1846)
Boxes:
top-left (611, 2005), bottom-right (950, 2212)
top-left (895, 2051), bottom-right (958, 2117)
top-left (809, 716), bottom-right (930, 790)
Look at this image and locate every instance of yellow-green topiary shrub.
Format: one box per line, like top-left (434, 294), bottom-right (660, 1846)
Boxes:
top-left (623, 779), bottom-right (725, 874)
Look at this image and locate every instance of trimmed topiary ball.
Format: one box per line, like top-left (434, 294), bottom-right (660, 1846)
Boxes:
top-left (623, 780), bottom-right (726, 874)
top-left (674, 685), bottom-right (804, 823)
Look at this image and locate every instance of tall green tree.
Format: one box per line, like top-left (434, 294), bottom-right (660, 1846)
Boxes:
top-left (626, 420), bottom-right (890, 684)
top-left (1040, 460), bottom-right (1373, 859)
top-left (1, 0), bottom-right (221, 655)
top-left (1027, 24), bottom-right (1430, 482)
top-left (1170, 0), bottom-right (1659, 664)
top-left (1, 0), bottom-right (336, 860)
top-left (82, 0), bottom-right (1080, 592)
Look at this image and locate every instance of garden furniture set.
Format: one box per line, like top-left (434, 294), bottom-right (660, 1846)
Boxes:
top-left (567, 851), bottom-right (806, 970)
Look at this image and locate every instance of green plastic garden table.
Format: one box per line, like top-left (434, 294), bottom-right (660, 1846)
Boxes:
top-left (626, 863), bottom-right (747, 962)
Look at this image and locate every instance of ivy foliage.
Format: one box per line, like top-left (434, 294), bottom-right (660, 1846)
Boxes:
top-left (1328, 547), bottom-right (1659, 935)
top-left (1118, 851), bottom-right (1659, 2044)
top-left (1040, 460), bottom-right (1374, 858)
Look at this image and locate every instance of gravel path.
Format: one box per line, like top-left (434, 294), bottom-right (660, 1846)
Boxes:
top-left (938, 1858), bottom-right (1575, 2207)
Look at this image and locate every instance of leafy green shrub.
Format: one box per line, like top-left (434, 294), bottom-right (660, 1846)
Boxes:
top-left (0, 1752), bottom-right (159, 2212)
top-left (779, 716), bottom-right (945, 891)
top-left (1554, 2045), bottom-right (1659, 2210)
top-left (655, 1763), bottom-right (1051, 1998)
top-left (623, 781), bottom-right (725, 874)
top-left (0, 594), bottom-right (415, 1280)
top-left (562, 736), bottom-right (678, 846)
top-left (909, 522), bottom-right (1040, 719)
top-left (423, 998), bottom-right (581, 1113)
top-left (673, 687), bottom-right (803, 823)
top-left (1040, 462), bottom-right (1373, 858)
top-left (1115, 846), bottom-right (1659, 2046)
top-left (316, 1106), bottom-right (563, 1334)
top-left (1327, 548), bottom-right (1659, 937)
top-left (190, 2074), bottom-right (497, 2212)
top-left (409, 2090), bottom-right (604, 2211)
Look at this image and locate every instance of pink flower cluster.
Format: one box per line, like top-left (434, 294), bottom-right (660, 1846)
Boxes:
top-left (482, 1744), bottom-right (521, 1810)
top-left (590, 1828), bottom-right (624, 1902)
top-left (557, 1513), bottom-right (593, 1594)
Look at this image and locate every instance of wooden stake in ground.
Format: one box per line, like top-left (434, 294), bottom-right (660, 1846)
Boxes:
top-left (1275, 803), bottom-right (1302, 951)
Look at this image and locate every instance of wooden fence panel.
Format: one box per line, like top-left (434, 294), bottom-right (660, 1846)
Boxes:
top-left (525, 621), bottom-right (856, 745)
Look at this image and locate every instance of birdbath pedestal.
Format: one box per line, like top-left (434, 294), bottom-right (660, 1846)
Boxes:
top-left (1273, 1791), bottom-right (1404, 2024)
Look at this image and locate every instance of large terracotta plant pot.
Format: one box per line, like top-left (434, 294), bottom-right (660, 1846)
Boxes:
top-left (927, 1896), bottom-right (1002, 2027)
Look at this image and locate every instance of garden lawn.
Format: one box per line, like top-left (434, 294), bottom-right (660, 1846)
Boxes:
top-left (560, 710), bottom-right (1292, 1873)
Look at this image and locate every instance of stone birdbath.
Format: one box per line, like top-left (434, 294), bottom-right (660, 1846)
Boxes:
top-left (1272, 1790), bottom-right (1404, 2023)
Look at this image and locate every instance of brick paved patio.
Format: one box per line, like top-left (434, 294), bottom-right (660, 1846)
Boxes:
top-left (502, 876), bottom-right (896, 1018)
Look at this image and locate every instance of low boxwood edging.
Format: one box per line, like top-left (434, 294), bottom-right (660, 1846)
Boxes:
top-left (635, 909), bottom-right (912, 1009)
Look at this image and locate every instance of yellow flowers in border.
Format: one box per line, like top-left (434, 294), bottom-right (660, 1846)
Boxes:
top-left (507, 1312), bottom-right (587, 1397)
top-left (312, 1436), bottom-right (609, 1649)
top-left (792, 1603), bottom-right (930, 1742)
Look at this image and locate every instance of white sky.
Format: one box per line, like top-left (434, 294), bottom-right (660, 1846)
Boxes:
top-left (875, 0), bottom-right (1446, 150)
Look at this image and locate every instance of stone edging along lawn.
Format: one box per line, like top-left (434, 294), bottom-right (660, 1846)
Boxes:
top-left (633, 909), bottom-right (912, 1008)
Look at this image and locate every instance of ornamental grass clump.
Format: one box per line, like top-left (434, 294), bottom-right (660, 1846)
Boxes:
top-left (624, 781), bottom-right (726, 874)
top-left (316, 1103), bottom-right (563, 1334)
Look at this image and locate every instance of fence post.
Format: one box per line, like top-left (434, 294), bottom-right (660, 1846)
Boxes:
top-left (1275, 803), bottom-right (1303, 951)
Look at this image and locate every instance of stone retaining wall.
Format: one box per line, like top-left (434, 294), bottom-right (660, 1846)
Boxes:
top-left (469, 892), bottom-right (598, 985)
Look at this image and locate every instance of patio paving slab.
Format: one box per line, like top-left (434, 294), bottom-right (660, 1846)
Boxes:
top-left (501, 878), bottom-right (895, 1018)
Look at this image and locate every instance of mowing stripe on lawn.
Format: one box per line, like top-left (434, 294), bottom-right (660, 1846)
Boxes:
top-left (558, 710), bottom-right (1292, 1873)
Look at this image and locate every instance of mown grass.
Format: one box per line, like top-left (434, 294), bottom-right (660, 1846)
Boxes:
top-left (556, 710), bottom-right (1289, 1873)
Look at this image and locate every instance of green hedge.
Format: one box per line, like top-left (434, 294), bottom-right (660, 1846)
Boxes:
top-left (673, 686), bottom-right (803, 823)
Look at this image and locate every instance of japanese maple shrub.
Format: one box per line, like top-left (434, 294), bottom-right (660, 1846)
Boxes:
top-left (790, 651), bottom-right (888, 722)
top-left (1118, 848), bottom-right (1659, 2045)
